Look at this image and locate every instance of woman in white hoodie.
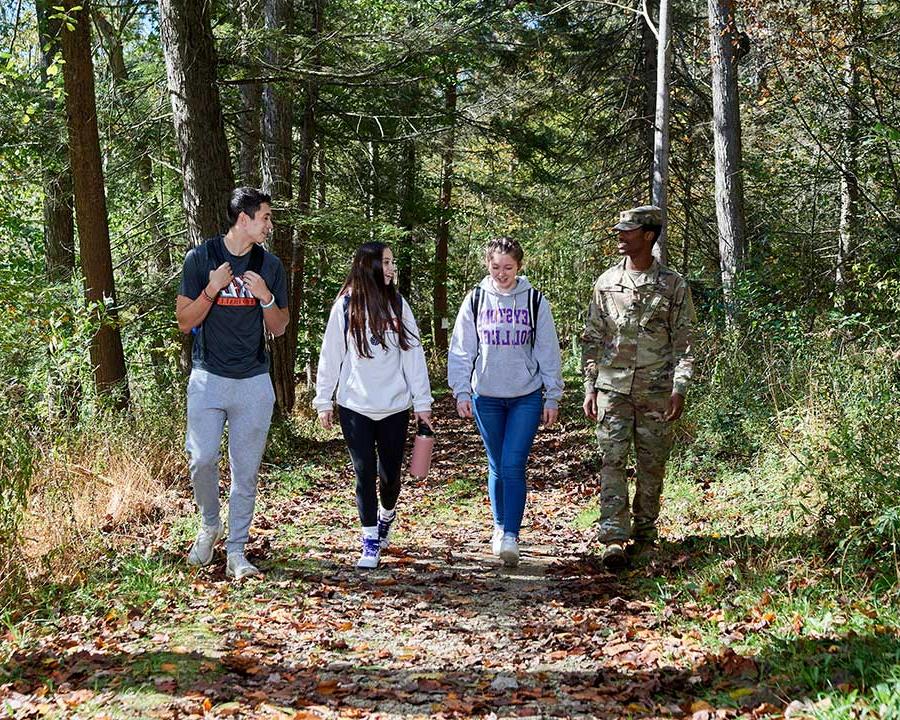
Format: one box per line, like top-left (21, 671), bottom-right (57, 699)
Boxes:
top-left (448, 237), bottom-right (563, 567)
top-left (314, 242), bottom-right (433, 569)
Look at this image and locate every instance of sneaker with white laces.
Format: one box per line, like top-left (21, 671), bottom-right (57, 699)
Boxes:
top-left (377, 509), bottom-right (396, 549)
top-left (357, 536), bottom-right (381, 569)
top-left (226, 552), bottom-right (261, 580)
top-left (499, 532), bottom-right (519, 567)
top-left (491, 526), bottom-right (505, 556)
top-left (187, 520), bottom-right (224, 567)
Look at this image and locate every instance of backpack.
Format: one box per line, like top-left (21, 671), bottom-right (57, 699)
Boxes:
top-left (193, 236), bottom-right (267, 362)
top-left (470, 285), bottom-right (542, 349)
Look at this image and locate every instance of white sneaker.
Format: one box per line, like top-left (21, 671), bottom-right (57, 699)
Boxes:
top-left (491, 526), bottom-right (505, 556)
top-left (226, 552), bottom-right (261, 580)
top-left (377, 509), bottom-right (397, 549)
top-left (187, 520), bottom-right (224, 566)
top-left (357, 536), bottom-right (381, 569)
top-left (499, 533), bottom-right (519, 567)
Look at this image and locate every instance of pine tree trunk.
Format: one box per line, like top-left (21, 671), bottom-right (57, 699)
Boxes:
top-left (36, 0), bottom-right (75, 282)
top-left (157, 0), bottom-right (234, 248)
top-left (640, 0), bottom-right (659, 200)
top-left (708, 0), bottom-right (747, 314)
top-left (93, 8), bottom-right (168, 273)
top-left (836, 0), bottom-right (862, 311)
top-left (651, 0), bottom-right (672, 263)
top-left (239, 0), bottom-right (262, 187)
top-left (60, 0), bottom-right (129, 409)
top-left (261, 0), bottom-right (296, 414)
top-left (433, 75), bottom-right (457, 352)
top-left (398, 138), bottom-right (416, 298)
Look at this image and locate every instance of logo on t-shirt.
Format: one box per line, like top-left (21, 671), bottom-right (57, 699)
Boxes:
top-left (217, 275), bottom-right (257, 307)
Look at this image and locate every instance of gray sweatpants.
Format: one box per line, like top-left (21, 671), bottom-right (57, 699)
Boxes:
top-left (185, 369), bottom-right (275, 554)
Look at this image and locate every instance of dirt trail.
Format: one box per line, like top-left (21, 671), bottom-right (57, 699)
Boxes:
top-left (0, 397), bottom-right (763, 719)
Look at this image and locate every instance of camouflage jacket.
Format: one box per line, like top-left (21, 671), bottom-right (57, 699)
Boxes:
top-left (581, 259), bottom-right (695, 396)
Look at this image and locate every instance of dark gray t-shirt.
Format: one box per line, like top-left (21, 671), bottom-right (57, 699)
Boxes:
top-left (179, 236), bottom-right (288, 379)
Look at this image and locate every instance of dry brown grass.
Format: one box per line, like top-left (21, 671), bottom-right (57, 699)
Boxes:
top-left (18, 435), bottom-right (185, 584)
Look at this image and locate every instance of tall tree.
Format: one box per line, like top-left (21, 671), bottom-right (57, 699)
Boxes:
top-left (650, 0), bottom-right (673, 263)
top-left (93, 6), bottom-right (169, 272)
top-left (157, 0), bottom-right (234, 247)
top-left (36, 0), bottom-right (75, 282)
top-left (238, 0), bottom-right (262, 187)
top-left (836, 0), bottom-right (862, 308)
top-left (639, 0), bottom-right (659, 200)
top-left (708, 0), bottom-right (747, 312)
top-left (261, 0), bottom-right (296, 413)
top-left (60, 0), bottom-right (130, 408)
top-left (433, 72), bottom-right (457, 352)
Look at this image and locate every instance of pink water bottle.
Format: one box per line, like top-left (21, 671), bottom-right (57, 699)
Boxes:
top-left (409, 420), bottom-right (434, 479)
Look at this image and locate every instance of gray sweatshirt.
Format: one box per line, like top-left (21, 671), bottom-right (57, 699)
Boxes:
top-left (448, 276), bottom-right (564, 409)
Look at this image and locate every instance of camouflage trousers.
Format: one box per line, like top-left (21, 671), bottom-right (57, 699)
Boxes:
top-left (595, 390), bottom-right (674, 543)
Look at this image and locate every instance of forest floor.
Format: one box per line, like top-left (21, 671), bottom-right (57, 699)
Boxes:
top-left (1, 394), bottom-right (898, 719)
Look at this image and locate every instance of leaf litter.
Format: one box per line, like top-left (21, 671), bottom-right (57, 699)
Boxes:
top-left (0, 397), bottom-right (800, 719)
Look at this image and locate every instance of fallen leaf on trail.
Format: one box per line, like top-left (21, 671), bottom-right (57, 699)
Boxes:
top-left (753, 702), bottom-right (783, 717)
top-left (159, 662), bottom-right (178, 673)
top-left (717, 647), bottom-right (759, 678)
top-left (60, 689), bottom-right (94, 707)
top-left (691, 700), bottom-right (715, 712)
top-left (316, 679), bottom-right (339, 695)
top-left (603, 641), bottom-right (634, 656)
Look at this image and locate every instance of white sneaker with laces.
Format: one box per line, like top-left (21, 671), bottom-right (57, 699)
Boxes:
top-left (187, 520), bottom-right (224, 567)
top-left (357, 536), bottom-right (381, 569)
top-left (377, 509), bottom-right (397, 549)
top-left (491, 526), bottom-right (505, 556)
top-left (226, 552), bottom-right (261, 580)
top-left (499, 532), bottom-right (519, 567)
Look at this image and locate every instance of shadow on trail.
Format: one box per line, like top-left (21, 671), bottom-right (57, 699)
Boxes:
top-left (8, 628), bottom-right (895, 717)
top-left (0, 642), bottom-right (736, 718)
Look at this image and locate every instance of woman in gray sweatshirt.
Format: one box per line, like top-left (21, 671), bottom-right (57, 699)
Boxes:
top-left (448, 237), bottom-right (564, 567)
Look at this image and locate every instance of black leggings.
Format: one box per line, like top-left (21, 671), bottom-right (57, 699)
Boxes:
top-left (338, 406), bottom-right (410, 527)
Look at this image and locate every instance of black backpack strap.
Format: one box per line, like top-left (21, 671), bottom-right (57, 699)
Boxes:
top-left (470, 286), bottom-right (482, 337)
top-left (342, 293), bottom-right (351, 352)
top-left (248, 242), bottom-right (264, 274)
top-left (529, 288), bottom-right (542, 349)
top-left (194, 237), bottom-right (225, 363)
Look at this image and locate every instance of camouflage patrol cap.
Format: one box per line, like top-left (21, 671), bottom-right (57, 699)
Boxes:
top-left (612, 205), bottom-right (663, 231)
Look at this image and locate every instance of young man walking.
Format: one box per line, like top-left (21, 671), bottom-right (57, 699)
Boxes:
top-left (175, 187), bottom-right (289, 579)
top-left (581, 205), bottom-right (695, 571)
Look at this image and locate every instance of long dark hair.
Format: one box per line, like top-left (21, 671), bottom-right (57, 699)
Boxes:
top-left (340, 242), bottom-right (415, 358)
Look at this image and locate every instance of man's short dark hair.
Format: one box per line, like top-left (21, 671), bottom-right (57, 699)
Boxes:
top-left (227, 187), bottom-right (272, 228)
top-left (644, 224), bottom-right (663, 244)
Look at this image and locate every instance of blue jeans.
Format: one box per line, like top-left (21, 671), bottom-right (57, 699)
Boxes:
top-left (472, 389), bottom-right (543, 536)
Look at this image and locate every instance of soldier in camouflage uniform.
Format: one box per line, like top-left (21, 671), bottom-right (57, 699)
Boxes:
top-left (581, 205), bottom-right (695, 570)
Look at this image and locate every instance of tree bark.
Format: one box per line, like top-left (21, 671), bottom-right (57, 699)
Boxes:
top-left (239, 0), bottom-right (262, 187)
top-left (157, 0), bottom-right (234, 247)
top-left (433, 74), bottom-right (457, 352)
top-left (639, 0), bottom-right (659, 201)
top-left (651, 0), bottom-right (672, 263)
top-left (398, 138), bottom-right (416, 298)
top-left (36, 0), bottom-right (75, 282)
top-left (93, 7), bottom-right (168, 273)
top-left (836, 0), bottom-right (862, 310)
top-left (60, 0), bottom-right (129, 409)
top-left (708, 0), bottom-right (747, 313)
top-left (261, 0), bottom-right (296, 414)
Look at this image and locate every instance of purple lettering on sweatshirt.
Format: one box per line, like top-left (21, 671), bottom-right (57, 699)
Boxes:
top-left (478, 307), bottom-right (532, 346)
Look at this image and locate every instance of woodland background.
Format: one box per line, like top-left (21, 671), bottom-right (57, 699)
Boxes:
top-left (0, 0), bottom-right (899, 695)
